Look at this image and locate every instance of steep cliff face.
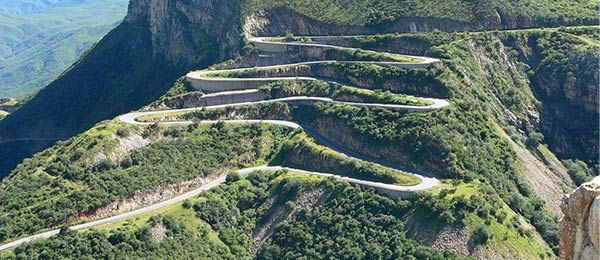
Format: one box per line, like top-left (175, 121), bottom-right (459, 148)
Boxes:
top-left (499, 31), bottom-right (599, 161)
top-left (559, 177), bottom-right (600, 260)
top-left (531, 48), bottom-right (599, 161)
top-left (126, 0), bottom-right (243, 66)
top-left (244, 8), bottom-right (473, 37)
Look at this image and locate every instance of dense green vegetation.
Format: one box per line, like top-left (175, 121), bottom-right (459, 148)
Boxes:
top-left (256, 178), bottom-right (454, 259)
top-left (563, 159), bottom-right (596, 186)
top-left (246, 0), bottom-right (598, 26)
top-left (258, 80), bottom-right (433, 106)
top-left (140, 28), bottom-right (599, 254)
top-left (0, 0), bottom-right (596, 256)
top-left (0, 120), bottom-right (292, 243)
top-left (282, 28), bottom-right (600, 252)
top-left (3, 171), bottom-right (455, 259)
top-left (3, 171), bottom-right (555, 259)
top-left (138, 104), bottom-right (421, 186)
top-left (272, 132), bottom-right (421, 185)
top-left (0, 0), bottom-right (128, 97)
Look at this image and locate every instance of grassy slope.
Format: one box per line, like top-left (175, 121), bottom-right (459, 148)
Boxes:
top-left (272, 132), bottom-right (421, 185)
top-left (0, 0), bottom-right (128, 97)
top-left (0, 27), bottom-right (593, 258)
top-left (414, 181), bottom-right (553, 259)
top-left (0, 116), bottom-right (419, 244)
top-left (229, 27), bottom-right (596, 252)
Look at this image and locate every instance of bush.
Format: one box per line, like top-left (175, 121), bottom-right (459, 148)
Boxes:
top-left (59, 225), bottom-right (71, 236)
top-left (564, 160), bottom-right (593, 185)
top-left (226, 172), bottom-right (241, 183)
top-left (472, 225), bottom-right (490, 244)
top-left (116, 128), bottom-right (130, 137)
top-left (284, 33), bottom-right (294, 42)
top-left (525, 131), bottom-right (544, 148)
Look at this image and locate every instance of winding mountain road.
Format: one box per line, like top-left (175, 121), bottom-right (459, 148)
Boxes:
top-left (0, 35), bottom-right (448, 251)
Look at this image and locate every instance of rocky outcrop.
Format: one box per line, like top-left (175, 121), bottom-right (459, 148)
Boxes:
top-left (559, 176), bottom-right (600, 260)
top-left (71, 169), bottom-right (230, 223)
top-left (126, 0), bottom-right (243, 66)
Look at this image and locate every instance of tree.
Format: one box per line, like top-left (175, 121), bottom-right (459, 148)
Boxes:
top-left (182, 200), bottom-right (192, 209)
top-left (59, 225), bottom-right (71, 236)
top-left (472, 225), bottom-right (490, 244)
top-left (116, 128), bottom-right (130, 137)
top-left (226, 172), bottom-right (241, 183)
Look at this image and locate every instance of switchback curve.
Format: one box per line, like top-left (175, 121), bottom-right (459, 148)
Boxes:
top-left (0, 35), bottom-right (449, 251)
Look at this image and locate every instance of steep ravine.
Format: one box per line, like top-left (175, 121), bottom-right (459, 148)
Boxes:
top-left (506, 33), bottom-right (599, 161)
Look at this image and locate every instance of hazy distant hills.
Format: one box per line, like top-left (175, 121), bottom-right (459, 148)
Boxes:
top-left (0, 0), bottom-right (89, 14)
top-left (0, 0), bottom-right (128, 98)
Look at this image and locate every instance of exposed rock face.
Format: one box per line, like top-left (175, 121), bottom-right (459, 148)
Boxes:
top-left (126, 0), bottom-right (243, 66)
top-left (530, 47), bottom-right (600, 161)
top-left (503, 34), bottom-right (600, 161)
top-left (560, 177), bottom-right (600, 260)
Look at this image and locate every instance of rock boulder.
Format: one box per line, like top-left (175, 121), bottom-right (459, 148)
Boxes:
top-left (559, 176), bottom-right (600, 260)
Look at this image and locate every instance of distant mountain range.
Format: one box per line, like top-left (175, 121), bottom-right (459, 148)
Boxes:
top-left (0, 0), bottom-right (128, 98)
top-left (0, 0), bottom-right (89, 14)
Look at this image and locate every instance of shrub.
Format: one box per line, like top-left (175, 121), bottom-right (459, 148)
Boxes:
top-left (59, 225), bottom-right (71, 236)
top-left (182, 200), bottom-right (192, 209)
top-left (472, 225), bottom-right (490, 244)
top-left (116, 128), bottom-right (130, 137)
top-left (525, 131), bottom-right (544, 148)
top-left (564, 160), bottom-right (593, 185)
top-left (226, 172), bottom-right (241, 183)
top-left (284, 32), bottom-right (295, 42)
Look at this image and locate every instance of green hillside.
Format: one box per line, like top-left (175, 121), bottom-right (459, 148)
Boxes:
top-left (0, 0), bottom-right (128, 97)
top-left (0, 1), bottom-right (597, 258)
top-left (0, 0), bottom-right (597, 177)
top-left (247, 0), bottom-right (599, 26)
top-left (0, 26), bottom-right (596, 257)
top-left (2, 171), bottom-right (554, 259)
